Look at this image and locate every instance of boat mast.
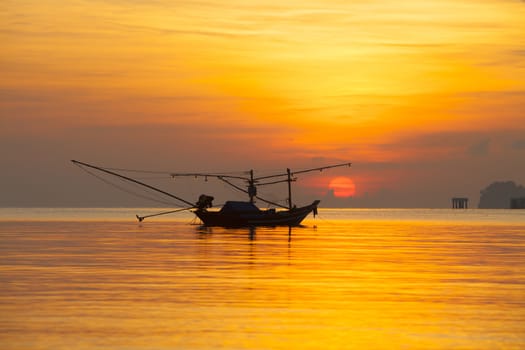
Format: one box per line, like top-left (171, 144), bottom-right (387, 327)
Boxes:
top-left (287, 168), bottom-right (293, 209)
top-left (248, 169), bottom-right (257, 204)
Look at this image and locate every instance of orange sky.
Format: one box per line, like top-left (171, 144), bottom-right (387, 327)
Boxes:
top-left (1, 0), bottom-right (524, 207)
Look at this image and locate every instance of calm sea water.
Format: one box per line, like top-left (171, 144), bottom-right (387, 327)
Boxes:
top-left (1, 208), bottom-right (524, 349)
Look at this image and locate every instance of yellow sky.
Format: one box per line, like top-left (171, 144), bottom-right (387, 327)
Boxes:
top-left (1, 0), bottom-right (525, 205)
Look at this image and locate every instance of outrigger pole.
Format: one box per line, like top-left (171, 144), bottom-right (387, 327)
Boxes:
top-left (254, 162), bottom-right (352, 209)
top-left (136, 207), bottom-right (193, 222)
top-left (71, 160), bottom-right (196, 208)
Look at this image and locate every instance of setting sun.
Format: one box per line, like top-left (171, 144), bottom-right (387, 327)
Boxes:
top-left (329, 177), bottom-right (356, 198)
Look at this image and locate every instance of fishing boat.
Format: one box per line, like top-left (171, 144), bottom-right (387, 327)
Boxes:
top-left (71, 160), bottom-right (351, 227)
top-left (194, 197), bottom-right (321, 227)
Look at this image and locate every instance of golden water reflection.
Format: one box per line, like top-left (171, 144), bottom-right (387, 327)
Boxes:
top-left (1, 216), bottom-right (524, 349)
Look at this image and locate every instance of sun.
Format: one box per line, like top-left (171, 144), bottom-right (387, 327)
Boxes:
top-left (328, 176), bottom-right (356, 198)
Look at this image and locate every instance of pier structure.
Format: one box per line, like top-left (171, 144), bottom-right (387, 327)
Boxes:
top-left (452, 197), bottom-right (469, 209)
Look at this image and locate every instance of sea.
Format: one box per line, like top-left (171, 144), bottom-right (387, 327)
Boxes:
top-left (1, 208), bottom-right (524, 350)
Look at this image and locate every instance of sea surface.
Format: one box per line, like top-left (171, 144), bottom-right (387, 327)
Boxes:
top-left (1, 208), bottom-right (524, 349)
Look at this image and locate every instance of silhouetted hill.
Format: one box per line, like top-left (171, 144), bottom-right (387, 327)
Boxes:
top-left (478, 181), bottom-right (525, 209)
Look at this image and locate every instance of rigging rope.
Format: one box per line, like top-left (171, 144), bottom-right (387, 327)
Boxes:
top-left (75, 163), bottom-right (182, 207)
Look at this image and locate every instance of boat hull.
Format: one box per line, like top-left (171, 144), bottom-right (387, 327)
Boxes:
top-left (194, 200), bottom-right (320, 227)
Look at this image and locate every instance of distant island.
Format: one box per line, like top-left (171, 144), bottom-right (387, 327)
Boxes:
top-left (478, 181), bottom-right (525, 209)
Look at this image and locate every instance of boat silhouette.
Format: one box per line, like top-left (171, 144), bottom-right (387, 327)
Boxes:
top-left (71, 160), bottom-right (351, 227)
